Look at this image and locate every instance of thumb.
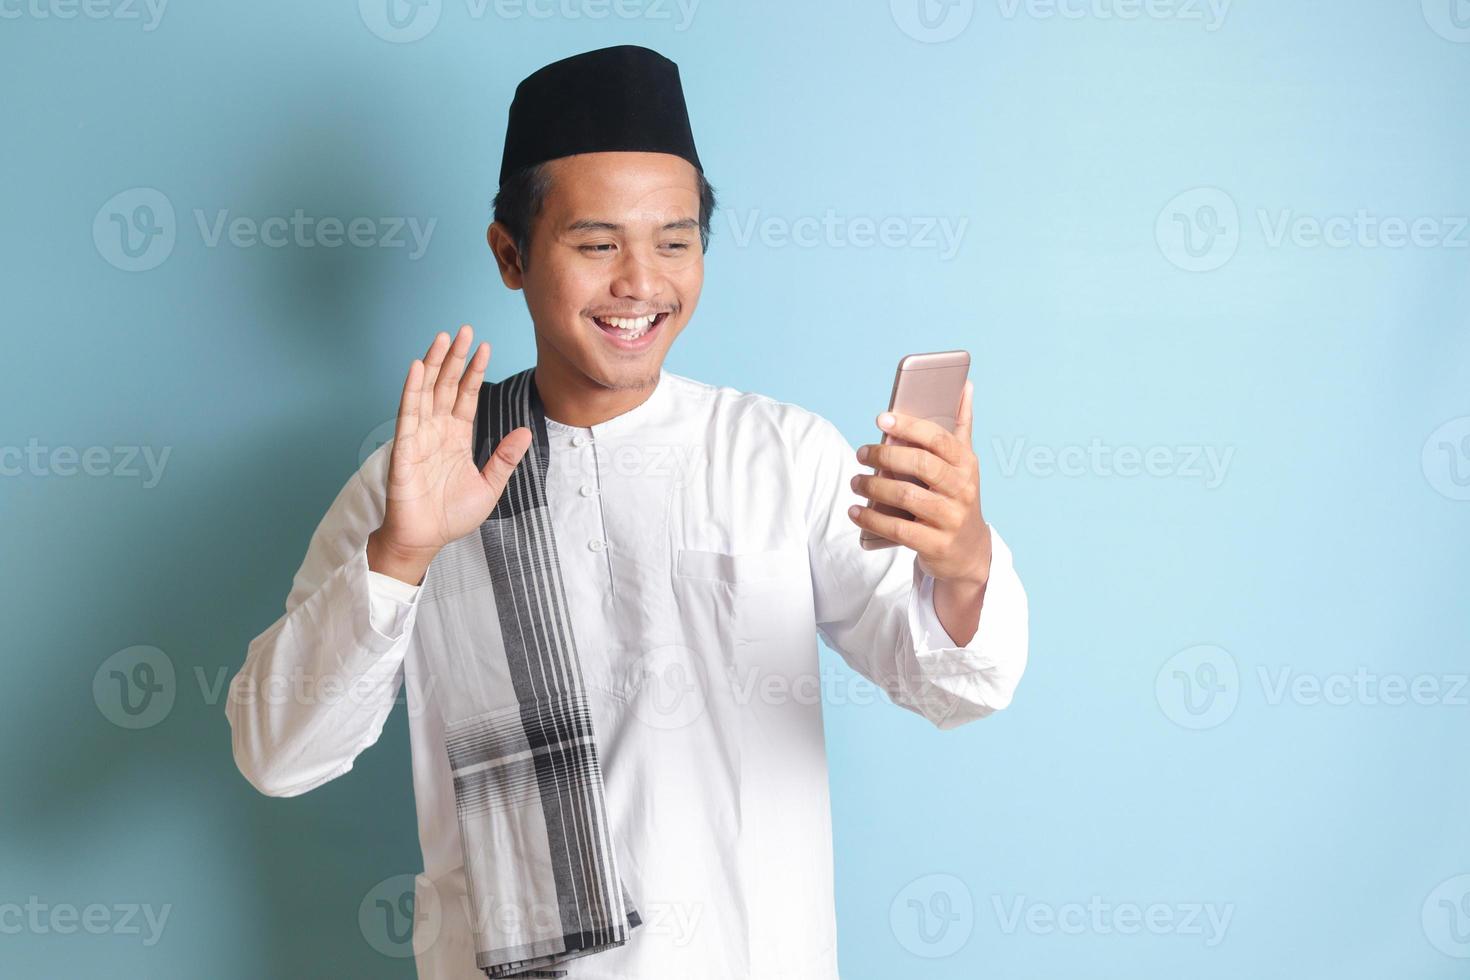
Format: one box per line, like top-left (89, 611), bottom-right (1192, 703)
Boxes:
top-left (480, 427), bottom-right (533, 501)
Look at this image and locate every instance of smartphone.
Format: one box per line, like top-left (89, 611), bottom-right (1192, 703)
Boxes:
top-left (859, 350), bottom-right (971, 551)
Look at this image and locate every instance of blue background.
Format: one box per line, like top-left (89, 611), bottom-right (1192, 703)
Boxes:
top-left (4, 0), bottom-right (1469, 976)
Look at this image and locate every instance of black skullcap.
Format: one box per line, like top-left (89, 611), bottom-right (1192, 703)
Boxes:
top-left (498, 45), bottom-right (702, 186)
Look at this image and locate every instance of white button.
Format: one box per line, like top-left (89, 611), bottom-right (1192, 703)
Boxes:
top-left (587, 538), bottom-right (605, 552)
top-left (579, 484), bottom-right (595, 497)
top-left (571, 434), bottom-right (588, 447)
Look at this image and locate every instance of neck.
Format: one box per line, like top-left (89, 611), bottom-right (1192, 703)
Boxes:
top-left (533, 356), bottom-right (662, 428)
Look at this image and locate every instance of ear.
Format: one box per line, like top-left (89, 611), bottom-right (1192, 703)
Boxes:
top-left (486, 221), bottom-right (524, 290)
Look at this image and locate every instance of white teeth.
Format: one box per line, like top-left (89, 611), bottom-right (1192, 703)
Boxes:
top-left (608, 315), bottom-right (653, 330)
top-left (600, 314), bottom-right (656, 338)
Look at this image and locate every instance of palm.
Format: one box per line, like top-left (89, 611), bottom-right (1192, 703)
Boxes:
top-left (377, 326), bottom-right (531, 562)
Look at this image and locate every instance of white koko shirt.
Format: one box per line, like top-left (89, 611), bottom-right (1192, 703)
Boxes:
top-left (226, 367), bottom-right (1028, 980)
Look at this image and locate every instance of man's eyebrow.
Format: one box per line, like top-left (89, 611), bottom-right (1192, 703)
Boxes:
top-left (567, 219), bottom-right (622, 233)
top-left (565, 217), bottom-right (699, 233)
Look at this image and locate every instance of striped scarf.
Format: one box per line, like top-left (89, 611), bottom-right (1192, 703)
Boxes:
top-left (448, 366), bottom-right (642, 977)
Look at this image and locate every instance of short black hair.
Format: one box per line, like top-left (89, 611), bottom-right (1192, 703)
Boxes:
top-left (492, 161), bottom-right (717, 266)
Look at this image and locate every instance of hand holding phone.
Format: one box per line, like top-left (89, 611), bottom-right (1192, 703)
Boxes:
top-left (858, 350), bottom-right (971, 550)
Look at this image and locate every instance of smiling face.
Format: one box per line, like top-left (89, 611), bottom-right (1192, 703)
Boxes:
top-left (488, 151), bottom-right (705, 401)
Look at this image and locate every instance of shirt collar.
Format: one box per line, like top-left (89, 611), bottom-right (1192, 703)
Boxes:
top-left (543, 367), bottom-right (674, 439)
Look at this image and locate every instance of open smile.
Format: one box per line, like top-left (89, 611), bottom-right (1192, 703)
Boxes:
top-left (590, 311), bottom-right (670, 349)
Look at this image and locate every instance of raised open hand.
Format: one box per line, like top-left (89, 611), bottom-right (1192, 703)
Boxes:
top-left (366, 325), bottom-right (532, 584)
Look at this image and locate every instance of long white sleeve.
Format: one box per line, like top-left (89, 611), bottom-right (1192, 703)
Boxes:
top-left (798, 413), bottom-right (1029, 730)
top-left (367, 568), bottom-right (421, 633)
top-left (904, 532), bottom-right (1029, 726)
top-left (225, 441), bottom-right (425, 797)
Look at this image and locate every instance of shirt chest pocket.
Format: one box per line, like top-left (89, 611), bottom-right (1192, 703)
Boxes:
top-left (675, 547), bottom-right (805, 585)
top-left (670, 545), bottom-right (814, 676)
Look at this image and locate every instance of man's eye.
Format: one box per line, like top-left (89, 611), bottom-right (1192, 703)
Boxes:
top-left (660, 242), bottom-right (691, 253)
top-left (579, 243), bottom-right (616, 254)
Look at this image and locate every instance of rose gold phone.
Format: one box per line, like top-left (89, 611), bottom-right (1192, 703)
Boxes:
top-left (859, 350), bottom-right (971, 550)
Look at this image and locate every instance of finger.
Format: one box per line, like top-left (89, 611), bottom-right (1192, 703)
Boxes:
top-left (417, 331), bottom-right (452, 421)
top-left (433, 325), bottom-right (473, 417)
top-left (954, 379), bottom-right (973, 448)
top-left (877, 409), bottom-right (968, 467)
top-left (453, 341), bottom-right (490, 422)
top-left (396, 357), bottom-right (425, 443)
top-left (846, 501), bottom-right (944, 554)
top-left (850, 472), bottom-right (956, 528)
top-left (480, 426), bottom-right (533, 500)
top-left (859, 442), bottom-right (953, 494)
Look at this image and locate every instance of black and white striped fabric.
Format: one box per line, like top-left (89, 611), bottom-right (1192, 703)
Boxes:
top-left (448, 367), bottom-right (642, 978)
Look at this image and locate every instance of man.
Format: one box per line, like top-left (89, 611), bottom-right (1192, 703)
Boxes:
top-left (227, 45), bottom-right (1028, 979)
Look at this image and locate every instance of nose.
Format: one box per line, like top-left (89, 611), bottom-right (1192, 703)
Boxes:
top-left (608, 246), bottom-right (659, 303)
